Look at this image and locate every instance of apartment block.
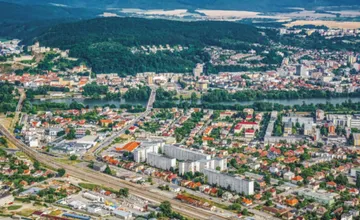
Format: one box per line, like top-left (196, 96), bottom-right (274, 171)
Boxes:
top-left (147, 152), bottom-right (176, 171)
top-left (164, 144), bottom-right (211, 161)
top-left (179, 161), bottom-right (200, 175)
top-left (133, 141), bottom-right (165, 163)
top-left (203, 169), bottom-right (254, 195)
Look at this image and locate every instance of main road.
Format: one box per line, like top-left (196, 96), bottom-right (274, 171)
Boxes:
top-left (0, 123), bottom-right (228, 220)
top-left (93, 86), bottom-right (157, 156)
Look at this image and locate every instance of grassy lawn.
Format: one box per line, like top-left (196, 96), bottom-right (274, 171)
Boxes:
top-left (55, 158), bottom-right (80, 165)
top-left (0, 115), bottom-right (12, 130)
top-left (78, 182), bottom-right (117, 194)
top-left (49, 210), bottom-right (63, 216)
top-left (15, 151), bottom-right (28, 158)
top-left (7, 205), bottom-right (22, 210)
top-left (16, 209), bottom-right (35, 217)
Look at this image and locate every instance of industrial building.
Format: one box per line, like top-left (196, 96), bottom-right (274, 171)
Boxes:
top-left (297, 189), bottom-right (337, 205)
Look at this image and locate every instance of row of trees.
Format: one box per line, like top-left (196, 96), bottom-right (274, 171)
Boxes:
top-left (154, 99), bottom-right (360, 113)
top-left (123, 86), bottom-right (151, 101)
top-left (26, 86), bottom-right (70, 100)
top-left (202, 88), bottom-right (360, 103)
top-left (0, 83), bottom-right (16, 113)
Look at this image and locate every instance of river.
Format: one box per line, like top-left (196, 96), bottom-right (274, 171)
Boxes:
top-left (30, 97), bottom-right (360, 108)
top-left (30, 98), bottom-right (148, 107)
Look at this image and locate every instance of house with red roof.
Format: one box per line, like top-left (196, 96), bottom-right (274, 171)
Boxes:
top-left (245, 129), bottom-right (255, 138)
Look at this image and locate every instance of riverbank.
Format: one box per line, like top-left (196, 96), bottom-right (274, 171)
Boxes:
top-left (30, 97), bottom-right (360, 109)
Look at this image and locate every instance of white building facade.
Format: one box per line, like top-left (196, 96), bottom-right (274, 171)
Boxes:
top-left (203, 169), bottom-right (254, 195)
top-left (164, 144), bottom-right (211, 161)
top-left (147, 152), bottom-right (176, 171)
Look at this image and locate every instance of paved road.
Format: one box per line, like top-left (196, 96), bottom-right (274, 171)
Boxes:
top-left (0, 88), bottom-right (230, 219)
top-left (93, 87), bottom-right (157, 156)
top-left (0, 123), bottom-right (227, 220)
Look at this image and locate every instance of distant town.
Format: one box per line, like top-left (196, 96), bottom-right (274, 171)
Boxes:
top-left (1, 22), bottom-right (360, 220)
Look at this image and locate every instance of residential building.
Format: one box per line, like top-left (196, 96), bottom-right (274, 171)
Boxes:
top-left (147, 152), bottom-right (176, 171)
top-left (164, 144), bottom-right (211, 161)
top-left (133, 140), bottom-right (165, 163)
top-left (203, 169), bottom-right (254, 195)
top-left (179, 161), bottom-right (200, 175)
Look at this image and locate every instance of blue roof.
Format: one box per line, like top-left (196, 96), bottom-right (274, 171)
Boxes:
top-left (62, 213), bottom-right (91, 220)
top-left (19, 187), bottom-right (42, 196)
top-left (112, 209), bottom-right (132, 217)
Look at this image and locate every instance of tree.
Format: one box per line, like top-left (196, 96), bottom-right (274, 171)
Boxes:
top-left (322, 212), bottom-right (331, 220)
top-left (104, 165), bottom-right (112, 175)
top-left (0, 137), bottom-right (7, 145)
top-left (85, 130), bottom-right (91, 135)
top-left (65, 127), bottom-right (76, 140)
top-left (159, 201), bottom-right (172, 217)
top-left (57, 168), bottom-right (66, 177)
top-left (264, 174), bottom-right (271, 184)
top-left (125, 130), bottom-right (130, 135)
top-left (148, 177), bottom-right (153, 183)
top-left (217, 188), bottom-right (224, 197)
top-left (242, 208), bottom-right (248, 215)
top-left (265, 200), bottom-right (273, 206)
top-left (356, 174), bottom-right (360, 189)
top-left (34, 160), bottom-right (40, 170)
top-left (335, 174), bottom-right (348, 186)
top-left (190, 92), bottom-right (198, 102)
top-left (118, 188), bottom-right (129, 198)
top-left (69, 155), bottom-right (77, 160)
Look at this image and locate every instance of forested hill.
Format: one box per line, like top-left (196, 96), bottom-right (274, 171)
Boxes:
top-left (32, 17), bottom-right (264, 48)
top-left (29, 17), bottom-right (266, 75)
top-left (0, 1), bottom-right (98, 22)
top-left (3, 0), bottom-right (360, 11)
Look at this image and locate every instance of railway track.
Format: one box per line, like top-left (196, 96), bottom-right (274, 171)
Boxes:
top-left (0, 124), bottom-right (228, 220)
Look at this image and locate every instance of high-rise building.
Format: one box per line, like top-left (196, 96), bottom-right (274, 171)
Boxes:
top-left (328, 124), bottom-right (336, 135)
top-left (164, 145), bottom-right (211, 161)
top-left (353, 133), bottom-right (360, 147)
top-left (296, 64), bottom-right (307, 77)
top-left (133, 141), bottom-right (165, 163)
top-left (348, 54), bottom-right (357, 64)
top-left (193, 63), bottom-right (204, 78)
top-left (203, 169), bottom-right (254, 195)
top-left (178, 161), bottom-right (200, 175)
top-left (147, 152), bottom-right (176, 171)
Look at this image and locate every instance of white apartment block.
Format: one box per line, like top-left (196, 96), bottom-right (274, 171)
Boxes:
top-left (147, 152), bottom-right (176, 171)
top-left (199, 158), bottom-right (227, 171)
top-left (164, 145), bottom-right (211, 161)
top-left (214, 157), bottom-right (227, 171)
top-left (179, 161), bottom-right (200, 175)
top-left (203, 169), bottom-right (254, 195)
top-left (351, 115), bottom-right (360, 129)
top-left (133, 141), bottom-right (165, 163)
top-left (326, 114), bottom-right (351, 127)
top-left (179, 158), bottom-right (227, 175)
top-left (282, 116), bottom-right (314, 126)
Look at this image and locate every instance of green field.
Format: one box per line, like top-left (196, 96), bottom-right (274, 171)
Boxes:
top-left (7, 205), bottom-right (22, 210)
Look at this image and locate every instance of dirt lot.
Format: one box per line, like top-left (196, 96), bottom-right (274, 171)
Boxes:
top-left (286, 20), bottom-right (360, 29)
